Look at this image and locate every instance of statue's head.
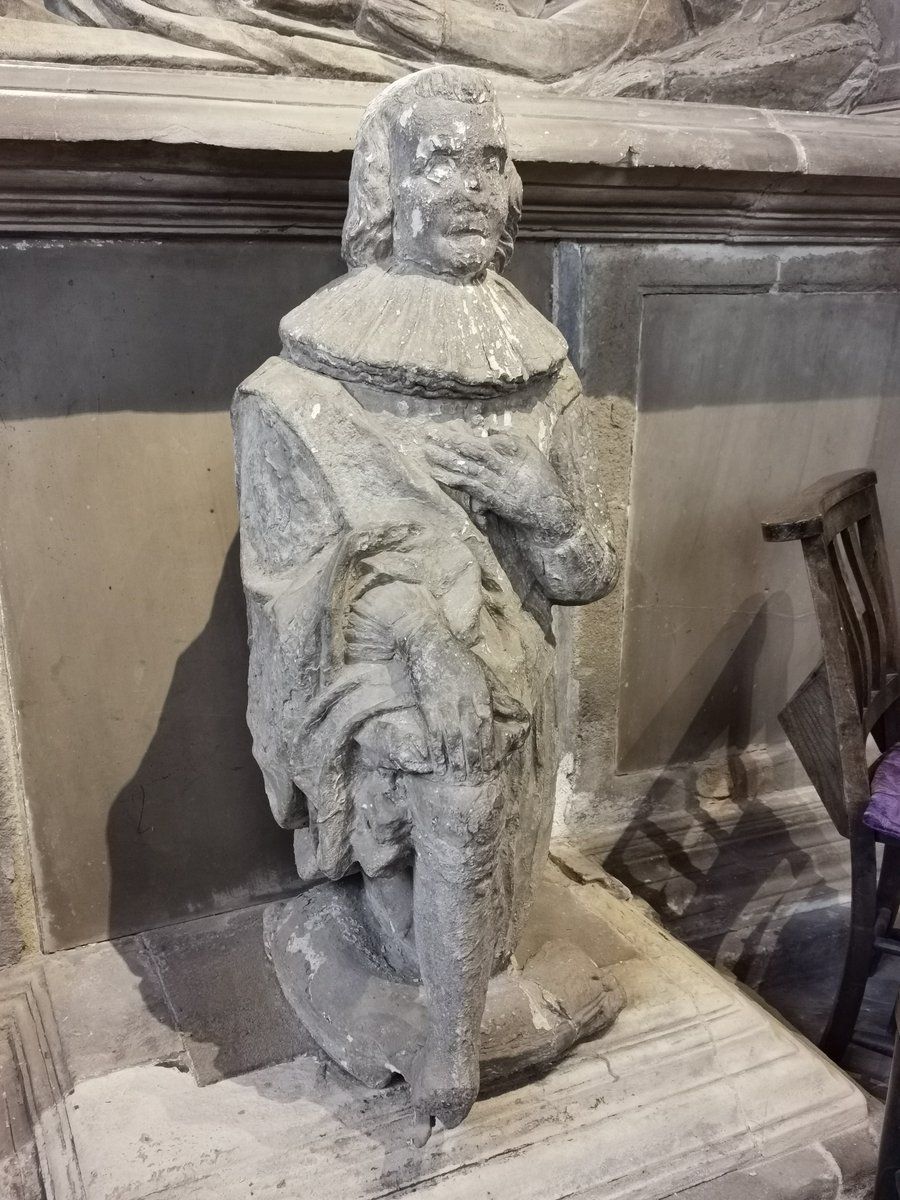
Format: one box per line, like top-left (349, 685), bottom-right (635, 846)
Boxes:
top-left (342, 67), bottom-right (522, 283)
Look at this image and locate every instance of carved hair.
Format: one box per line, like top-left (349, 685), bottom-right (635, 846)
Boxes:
top-left (342, 66), bottom-right (522, 274)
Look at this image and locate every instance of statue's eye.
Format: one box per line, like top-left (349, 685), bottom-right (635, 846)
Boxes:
top-left (424, 153), bottom-right (455, 181)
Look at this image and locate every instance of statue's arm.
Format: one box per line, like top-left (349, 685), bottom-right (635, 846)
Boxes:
top-left (356, 0), bottom-right (686, 82)
top-left (423, 381), bottom-right (617, 606)
top-left (520, 388), bottom-right (618, 605)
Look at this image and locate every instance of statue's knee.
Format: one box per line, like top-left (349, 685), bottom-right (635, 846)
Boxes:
top-left (408, 775), bottom-right (504, 850)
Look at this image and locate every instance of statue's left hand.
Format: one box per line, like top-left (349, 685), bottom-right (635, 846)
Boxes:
top-left (424, 426), bottom-right (576, 543)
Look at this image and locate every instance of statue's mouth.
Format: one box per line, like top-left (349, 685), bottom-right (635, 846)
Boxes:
top-left (447, 226), bottom-right (489, 240)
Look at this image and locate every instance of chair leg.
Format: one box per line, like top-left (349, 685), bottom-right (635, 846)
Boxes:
top-left (875, 993), bottom-right (900, 1200)
top-left (820, 828), bottom-right (878, 1061)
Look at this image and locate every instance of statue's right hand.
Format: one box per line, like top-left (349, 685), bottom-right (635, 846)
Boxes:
top-left (405, 627), bottom-right (494, 781)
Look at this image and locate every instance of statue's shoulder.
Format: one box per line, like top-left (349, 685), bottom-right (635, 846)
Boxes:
top-left (536, 358), bottom-right (583, 424)
top-left (233, 355), bottom-right (355, 422)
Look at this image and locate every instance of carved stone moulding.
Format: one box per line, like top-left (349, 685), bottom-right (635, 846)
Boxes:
top-left (5, 145), bottom-right (900, 244)
top-left (4, 69), bottom-right (900, 243)
top-left (0, 0), bottom-right (884, 113)
top-left (0, 967), bottom-right (85, 1200)
top-left (1, 64), bottom-right (900, 174)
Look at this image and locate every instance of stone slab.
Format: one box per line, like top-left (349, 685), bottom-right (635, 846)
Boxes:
top-left (42, 937), bottom-right (185, 1086)
top-left (141, 905), bottom-right (313, 1085)
top-left (674, 1138), bottom-right (874, 1200)
top-left (0, 964), bottom-right (85, 1200)
top-left (559, 784), bottom-right (900, 1105)
top-left (57, 869), bottom-right (876, 1199)
top-left (4, 65), bottom-right (900, 180)
top-left (619, 289), bottom-right (900, 774)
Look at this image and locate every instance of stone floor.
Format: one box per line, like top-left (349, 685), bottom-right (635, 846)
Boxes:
top-left (561, 782), bottom-right (900, 1102)
top-left (4, 781), bottom-right (896, 1199)
top-left (1, 860), bottom-right (884, 1200)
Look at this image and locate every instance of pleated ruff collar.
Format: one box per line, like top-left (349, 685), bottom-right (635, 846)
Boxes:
top-left (279, 263), bottom-right (568, 402)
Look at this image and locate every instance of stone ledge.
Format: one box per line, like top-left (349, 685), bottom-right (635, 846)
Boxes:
top-left (0, 965), bottom-right (84, 1199)
top-left (2, 141), bottom-right (900, 243)
top-left (2, 63), bottom-right (900, 180)
top-left (35, 868), bottom-right (877, 1199)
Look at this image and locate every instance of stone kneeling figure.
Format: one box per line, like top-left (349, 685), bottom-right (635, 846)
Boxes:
top-left (232, 65), bottom-right (624, 1143)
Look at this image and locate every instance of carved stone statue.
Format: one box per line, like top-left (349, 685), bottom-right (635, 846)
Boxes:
top-left (231, 64), bottom-right (624, 1142)
top-left (2, 0), bottom-right (882, 112)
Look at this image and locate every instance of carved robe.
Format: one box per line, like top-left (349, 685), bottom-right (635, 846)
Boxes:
top-left (232, 264), bottom-right (614, 964)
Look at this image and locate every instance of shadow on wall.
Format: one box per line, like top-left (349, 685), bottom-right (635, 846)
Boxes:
top-left (104, 536), bottom-right (308, 1092)
top-left (105, 536), bottom-right (296, 941)
top-left (602, 589), bottom-right (845, 1042)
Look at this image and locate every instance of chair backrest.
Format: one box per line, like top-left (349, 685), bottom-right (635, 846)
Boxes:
top-left (762, 470), bottom-right (900, 838)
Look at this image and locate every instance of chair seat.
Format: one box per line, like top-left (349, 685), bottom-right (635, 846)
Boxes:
top-left (863, 745), bottom-right (900, 841)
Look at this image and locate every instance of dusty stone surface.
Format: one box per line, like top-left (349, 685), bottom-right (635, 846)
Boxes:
top-left (0, 964), bottom-right (84, 1200)
top-left (54, 872), bottom-right (878, 1199)
top-left (0, 0), bottom-right (881, 112)
top-left (0, 588), bottom-right (38, 969)
top-left (233, 67), bottom-right (623, 1140)
top-left (264, 872), bottom-right (626, 1091)
top-left (141, 905), bottom-right (314, 1084)
top-left (42, 937), bottom-right (184, 1086)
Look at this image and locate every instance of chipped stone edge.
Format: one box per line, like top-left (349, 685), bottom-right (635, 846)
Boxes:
top-left (0, 964), bottom-right (86, 1199)
top-left (1, 63), bottom-right (900, 179)
top-left (0, 578), bottom-right (39, 967)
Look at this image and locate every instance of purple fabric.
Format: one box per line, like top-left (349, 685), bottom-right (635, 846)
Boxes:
top-left (863, 744), bottom-right (900, 839)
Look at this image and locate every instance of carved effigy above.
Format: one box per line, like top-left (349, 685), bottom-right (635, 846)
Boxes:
top-left (0, 0), bottom-right (883, 112)
top-left (232, 66), bottom-right (626, 1141)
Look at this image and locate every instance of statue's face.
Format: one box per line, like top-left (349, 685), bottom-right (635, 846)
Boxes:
top-left (391, 97), bottom-right (510, 282)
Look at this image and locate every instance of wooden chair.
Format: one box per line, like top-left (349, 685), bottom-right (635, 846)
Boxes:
top-left (762, 469), bottom-right (900, 1061)
top-left (876, 992), bottom-right (900, 1199)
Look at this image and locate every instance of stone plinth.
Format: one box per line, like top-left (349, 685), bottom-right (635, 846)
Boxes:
top-left (45, 868), bottom-right (876, 1199)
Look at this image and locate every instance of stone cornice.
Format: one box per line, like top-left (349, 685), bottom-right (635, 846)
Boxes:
top-left (1, 62), bottom-right (900, 178)
top-left (2, 143), bottom-right (900, 243)
top-left (2, 65), bottom-right (900, 242)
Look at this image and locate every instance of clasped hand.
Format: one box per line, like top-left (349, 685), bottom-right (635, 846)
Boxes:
top-left (424, 425), bottom-right (575, 543)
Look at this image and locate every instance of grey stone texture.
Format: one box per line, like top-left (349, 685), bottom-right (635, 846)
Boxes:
top-left (42, 938), bottom-right (184, 1087)
top-left (552, 239), bottom-right (900, 841)
top-left (0, 622), bottom-right (36, 968)
top-left (8, 68), bottom-right (900, 179)
top-left (0, 0), bottom-right (882, 113)
top-left (36, 872), bottom-right (880, 1199)
top-left (0, 964), bottom-right (84, 1200)
top-left (621, 289), bottom-right (900, 773)
top-left (0, 227), bottom-right (552, 956)
top-left (232, 67), bottom-right (623, 1138)
top-left (141, 906), bottom-right (314, 1085)
top-left (865, 0), bottom-right (900, 106)
top-left (0, 240), bottom-right (339, 952)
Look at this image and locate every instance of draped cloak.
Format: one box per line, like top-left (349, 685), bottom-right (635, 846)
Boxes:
top-left (232, 264), bottom-right (611, 964)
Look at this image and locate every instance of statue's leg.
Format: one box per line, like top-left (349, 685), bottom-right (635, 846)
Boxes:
top-left (361, 866), bottom-right (417, 976)
top-left (405, 773), bottom-right (504, 1142)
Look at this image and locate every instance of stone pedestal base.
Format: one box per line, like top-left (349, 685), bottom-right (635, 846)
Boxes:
top-left (263, 873), bottom-right (626, 1095)
top-left (42, 864), bottom-right (879, 1199)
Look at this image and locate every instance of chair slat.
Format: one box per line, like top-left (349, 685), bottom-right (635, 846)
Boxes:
top-left (843, 524), bottom-right (886, 694)
top-left (860, 507), bottom-right (900, 676)
top-left (828, 539), bottom-right (868, 709)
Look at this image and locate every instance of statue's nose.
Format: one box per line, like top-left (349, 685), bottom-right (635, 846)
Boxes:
top-left (464, 173), bottom-right (482, 192)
